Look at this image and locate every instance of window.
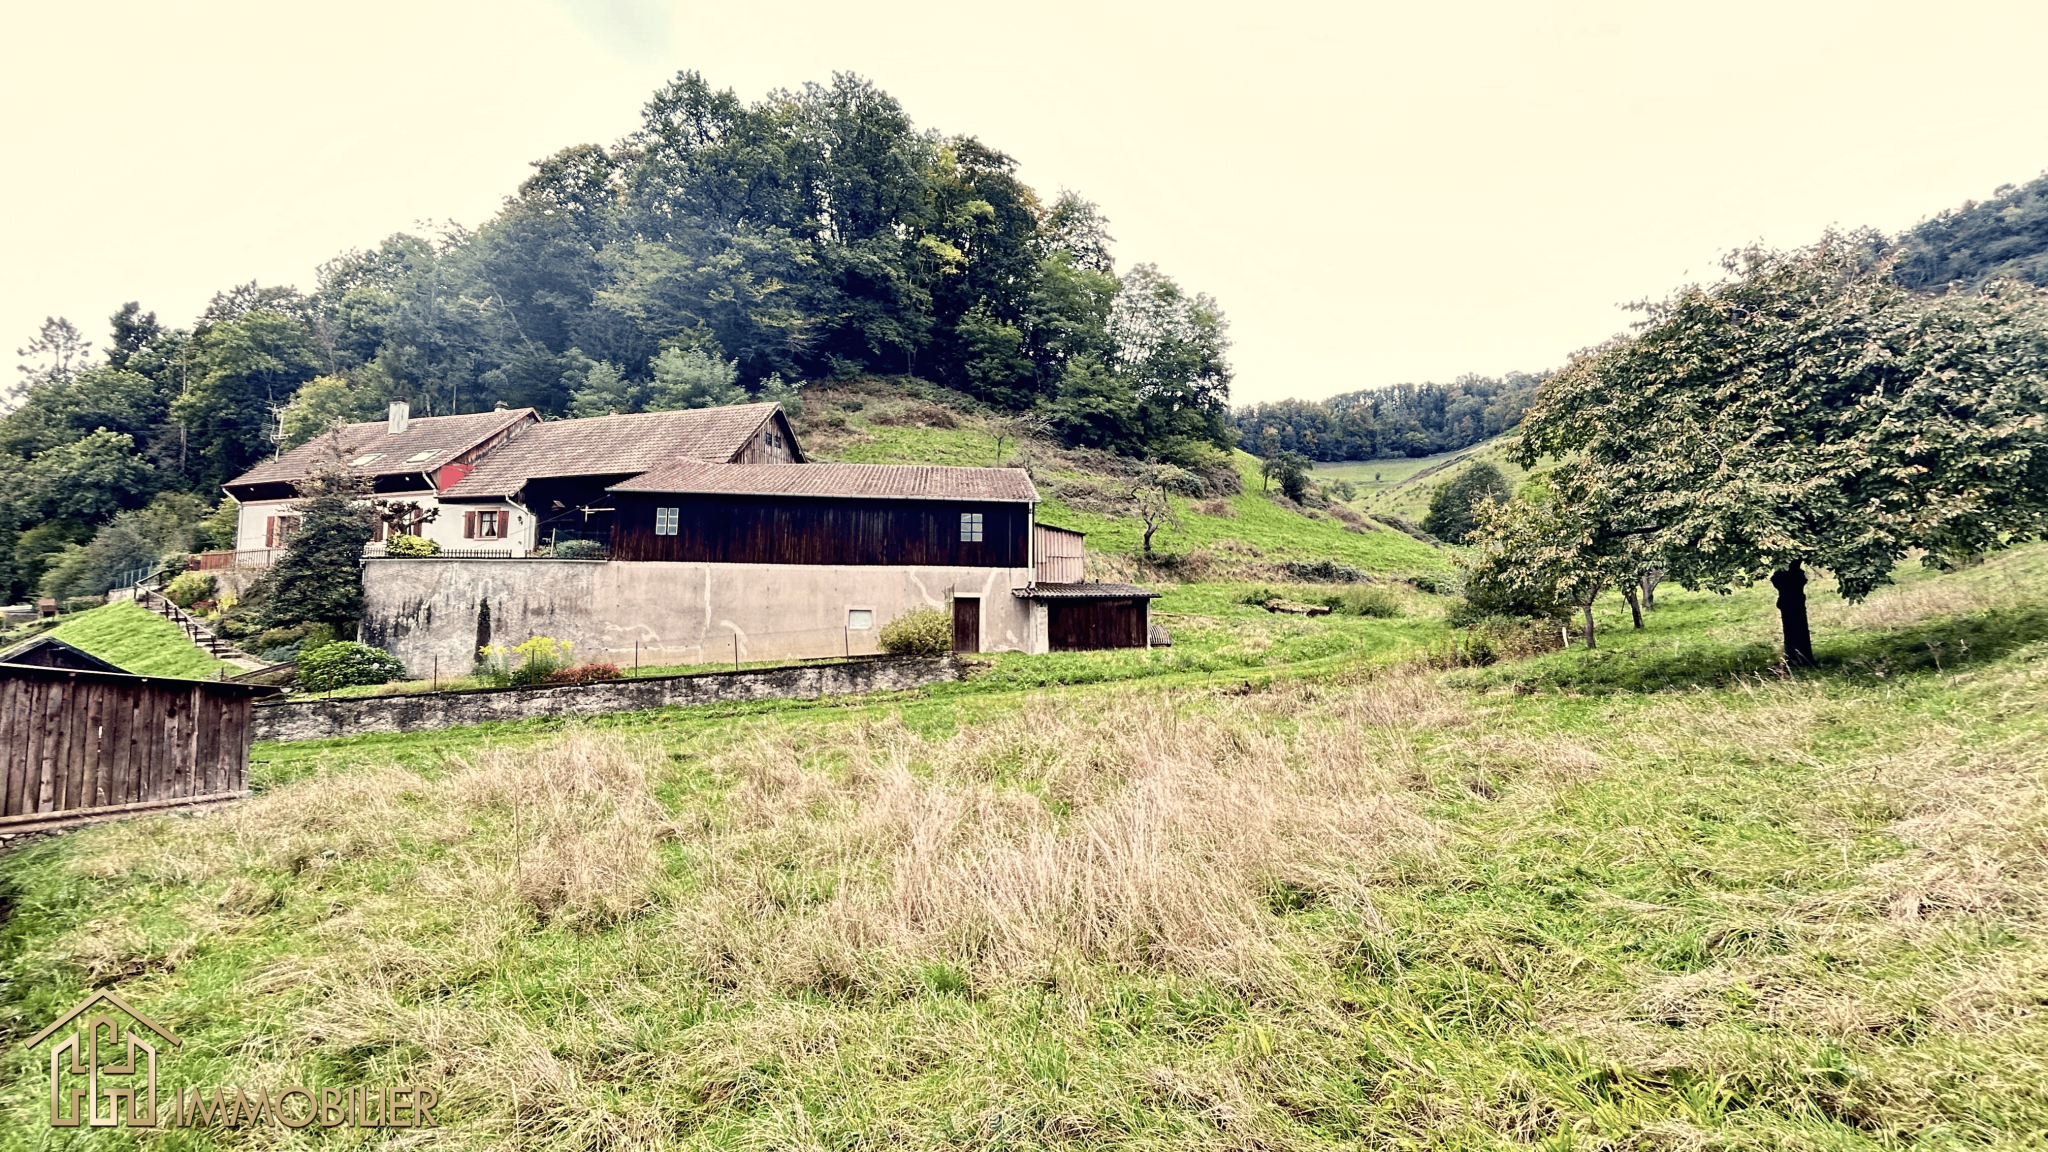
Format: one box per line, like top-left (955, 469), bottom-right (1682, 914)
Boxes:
top-left (847, 609), bottom-right (874, 630)
top-left (464, 510), bottom-right (502, 539)
top-left (960, 511), bottom-right (984, 542)
top-left (405, 449), bottom-right (441, 463)
top-left (654, 507), bottom-right (679, 536)
top-left (349, 452), bottom-right (385, 467)
top-left (267, 515), bottom-right (301, 547)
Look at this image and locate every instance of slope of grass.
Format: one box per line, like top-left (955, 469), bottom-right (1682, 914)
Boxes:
top-left (1317, 436), bottom-right (1539, 522)
top-left (46, 600), bottom-right (240, 679)
top-left (2, 549), bottom-right (2046, 1148)
top-left (799, 385), bottom-right (1446, 574)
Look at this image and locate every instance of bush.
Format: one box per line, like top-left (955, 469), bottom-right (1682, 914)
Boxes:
top-left (298, 641), bottom-right (407, 691)
top-left (539, 539), bottom-right (605, 559)
top-left (544, 663), bottom-right (622, 686)
top-left (1327, 586), bottom-right (1402, 618)
top-left (478, 636), bottom-right (576, 687)
top-left (1421, 463), bottom-right (1512, 545)
top-left (164, 571), bottom-right (216, 609)
top-left (60, 596), bottom-right (104, 614)
top-left (880, 606), bottom-right (952, 656)
top-left (1405, 570), bottom-right (1464, 597)
top-left (1283, 559), bottom-right (1366, 583)
top-left (384, 534), bottom-right (439, 557)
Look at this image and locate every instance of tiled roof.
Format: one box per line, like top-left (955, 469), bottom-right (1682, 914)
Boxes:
top-left (440, 404), bottom-right (784, 499)
top-left (224, 408), bottom-right (536, 491)
top-left (1012, 583), bottom-right (1160, 600)
top-left (610, 460), bottom-right (1040, 503)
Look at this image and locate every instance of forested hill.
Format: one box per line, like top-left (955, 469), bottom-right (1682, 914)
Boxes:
top-left (1229, 372), bottom-right (1539, 461)
top-left (0, 70), bottom-right (1235, 605)
top-left (1895, 171), bottom-right (2048, 290)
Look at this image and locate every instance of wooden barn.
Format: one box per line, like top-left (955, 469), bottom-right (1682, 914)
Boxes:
top-left (0, 663), bottom-right (280, 833)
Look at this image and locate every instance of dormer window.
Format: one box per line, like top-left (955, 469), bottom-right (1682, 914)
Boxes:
top-left (405, 449), bottom-right (441, 464)
top-left (350, 453), bottom-right (385, 467)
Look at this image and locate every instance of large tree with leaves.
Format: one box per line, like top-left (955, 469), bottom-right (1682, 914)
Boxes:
top-left (1516, 234), bottom-right (2048, 667)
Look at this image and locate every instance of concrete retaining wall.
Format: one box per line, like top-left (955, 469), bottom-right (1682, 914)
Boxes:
top-left (360, 558), bottom-right (1040, 678)
top-left (251, 655), bottom-right (960, 743)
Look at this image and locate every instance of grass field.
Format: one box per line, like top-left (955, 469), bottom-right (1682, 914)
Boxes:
top-left (1316, 437), bottom-right (1541, 523)
top-left (2, 542), bottom-right (2046, 1149)
top-left (47, 600), bottom-right (241, 679)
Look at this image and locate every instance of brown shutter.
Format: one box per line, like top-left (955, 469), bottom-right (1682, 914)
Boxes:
top-left (464, 511), bottom-right (477, 539)
top-left (265, 517), bottom-right (275, 548)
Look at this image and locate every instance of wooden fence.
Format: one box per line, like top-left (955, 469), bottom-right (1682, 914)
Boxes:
top-left (0, 664), bottom-right (279, 833)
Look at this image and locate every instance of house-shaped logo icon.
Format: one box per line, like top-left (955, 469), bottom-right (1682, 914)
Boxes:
top-left (24, 990), bottom-right (181, 1128)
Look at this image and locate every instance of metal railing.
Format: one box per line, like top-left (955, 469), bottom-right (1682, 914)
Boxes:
top-left (189, 549), bottom-right (282, 571)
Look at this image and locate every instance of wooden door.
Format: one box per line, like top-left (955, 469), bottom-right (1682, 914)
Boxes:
top-left (952, 598), bottom-right (981, 654)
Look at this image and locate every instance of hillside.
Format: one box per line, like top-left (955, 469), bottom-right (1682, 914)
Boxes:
top-left (1317, 435), bottom-right (1539, 524)
top-left (48, 600), bottom-right (240, 679)
top-left (792, 381), bottom-right (1448, 577)
top-left (2, 539), bottom-right (2044, 1146)
top-left (1895, 171), bottom-right (2048, 289)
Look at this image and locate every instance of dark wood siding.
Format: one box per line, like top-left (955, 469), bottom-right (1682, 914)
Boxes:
top-left (1048, 599), bottom-right (1148, 651)
top-left (611, 495), bottom-right (1031, 567)
top-left (0, 666), bottom-right (264, 830)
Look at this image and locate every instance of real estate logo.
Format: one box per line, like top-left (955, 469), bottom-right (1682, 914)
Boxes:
top-left (25, 990), bottom-right (439, 1130)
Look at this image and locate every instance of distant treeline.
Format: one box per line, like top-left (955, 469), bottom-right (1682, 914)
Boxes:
top-left (1895, 172), bottom-right (2048, 290)
top-left (1229, 373), bottom-right (1540, 461)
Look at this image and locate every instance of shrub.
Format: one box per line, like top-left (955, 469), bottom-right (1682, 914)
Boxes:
top-left (1328, 586), bottom-right (1402, 618)
top-left (544, 663), bottom-right (623, 686)
top-left (298, 641), bottom-right (407, 691)
top-left (1421, 463), bottom-right (1513, 544)
top-left (384, 534), bottom-right (439, 557)
top-left (880, 606), bottom-right (951, 656)
top-left (1405, 570), bottom-right (1464, 597)
top-left (540, 539), bottom-right (605, 559)
top-left (478, 636), bottom-right (576, 687)
top-left (164, 572), bottom-right (216, 609)
top-left (60, 596), bottom-right (104, 614)
top-left (1283, 558), bottom-right (1366, 583)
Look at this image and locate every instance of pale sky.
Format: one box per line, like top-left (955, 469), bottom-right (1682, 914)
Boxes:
top-left (4, 0), bottom-right (2046, 407)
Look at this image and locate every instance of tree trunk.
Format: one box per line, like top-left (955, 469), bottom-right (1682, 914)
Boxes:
top-left (1580, 601), bottom-right (1596, 649)
top-left (1770, 561), bottom-right (1815, 669)
top-left (1622, 582), bottom-right (1644, 629)
top-left (1639, 570), bottom-right (1660, 611)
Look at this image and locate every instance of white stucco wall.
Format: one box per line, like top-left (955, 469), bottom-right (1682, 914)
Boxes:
top-left (236, 495), bottom-right (531, 555)
top-left (361, 558), bottom-right (1041, 676)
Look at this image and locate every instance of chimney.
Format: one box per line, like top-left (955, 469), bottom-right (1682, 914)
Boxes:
top-left (388, 400), bottom-right (410, 435)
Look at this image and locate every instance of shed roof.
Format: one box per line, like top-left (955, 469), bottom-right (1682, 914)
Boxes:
top-left (224, 407), bottom-right (536, 493)
top-left (0, 661), bottom-right (283, 698)
top-left (1012, 583), bottom-right (1160, 600)
top-left (610, 460), bottom-right (1040, 503)
top-left (0, 634), bottom-right (126, 673)
top-left (440, 404), bottom-right (792, 499)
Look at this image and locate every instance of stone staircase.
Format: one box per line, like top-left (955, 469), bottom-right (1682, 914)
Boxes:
top-left (133, 583), bottom-right (263, 670)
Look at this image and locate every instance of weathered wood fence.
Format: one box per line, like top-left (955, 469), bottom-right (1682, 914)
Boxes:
top-left (0, 664), bottom-right (279, 833)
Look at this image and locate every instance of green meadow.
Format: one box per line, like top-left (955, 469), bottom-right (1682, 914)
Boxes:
top-left (2, 534), bottom-right (2045, 1149)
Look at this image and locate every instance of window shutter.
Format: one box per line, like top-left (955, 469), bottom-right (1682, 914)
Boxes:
top-left (464, 511), bottom-right (477, 539)
top-left (265, 517), bottom-right (275, 548)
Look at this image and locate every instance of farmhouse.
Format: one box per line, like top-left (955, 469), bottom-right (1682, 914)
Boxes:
top-left (215, 400), bottom-right (800, 564)
top-left (216, 398), bottom-right (1152, 671)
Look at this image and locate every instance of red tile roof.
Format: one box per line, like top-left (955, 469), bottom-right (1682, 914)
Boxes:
top-left (610, 460), bottom-right (1040, 502)
top-left (440, 404), bottom-right (785, 499)
top-left (224, 408), bottom-right (537, 492)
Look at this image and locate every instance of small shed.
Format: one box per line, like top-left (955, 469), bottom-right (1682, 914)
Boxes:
top-left (1015, 583), bottom-right (1161, 651)
top-left (0, 663), bottom-right (281, 833)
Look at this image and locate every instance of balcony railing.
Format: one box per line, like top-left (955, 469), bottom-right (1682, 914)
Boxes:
top-left (190, 549), bottom-right (283, 571)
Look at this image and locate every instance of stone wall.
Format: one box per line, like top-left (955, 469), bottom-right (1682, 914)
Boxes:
top-left (251, 655), bottom-right (960, 743)
top-left (360, 558), bottom-right (1041, 677)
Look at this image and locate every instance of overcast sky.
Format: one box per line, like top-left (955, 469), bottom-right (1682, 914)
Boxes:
top-left (4, 0), bottom-right (2046, 406)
